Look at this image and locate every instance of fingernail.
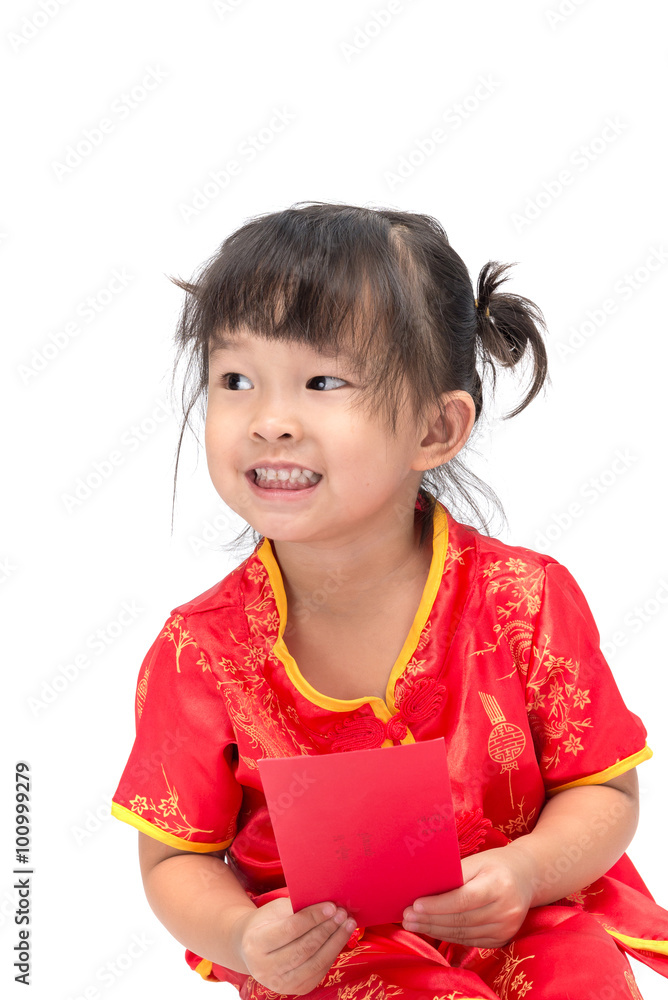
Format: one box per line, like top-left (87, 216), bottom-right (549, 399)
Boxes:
top-left (333, 909), bottom-right (346, 924)
top-left (414, 902), bottom-right (424, 912)
top-left (345, 918), bottom-right (356, 932)
top-left (322, 903), bottom-right (335, 917)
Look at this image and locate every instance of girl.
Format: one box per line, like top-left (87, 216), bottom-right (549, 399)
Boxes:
top-left (111, 202), bottom-right (668, 999)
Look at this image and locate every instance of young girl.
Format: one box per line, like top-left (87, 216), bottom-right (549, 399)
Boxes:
top-left (111, 202), bottom-right (668, 999)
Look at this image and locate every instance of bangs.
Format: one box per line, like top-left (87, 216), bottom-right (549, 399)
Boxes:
top-left (174, 202), bottom-right (446, 433)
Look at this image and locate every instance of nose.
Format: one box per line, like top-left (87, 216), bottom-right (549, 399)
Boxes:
top-left (247, 393), bottom-right (304, 442)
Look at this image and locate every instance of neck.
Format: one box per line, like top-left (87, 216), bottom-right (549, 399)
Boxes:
top-left (271, 504), bottom-right (433, 624)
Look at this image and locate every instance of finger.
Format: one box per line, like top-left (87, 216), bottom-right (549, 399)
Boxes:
top-left (408, 876), bottom-right (497, 917)
top-left (284, 913), bottom-right (358, 984)
top-left (403, 919), bottom-right (511, 948)
top-left (404, 897), bottom-right (499, 931)
top-left (263, 901), bottom-right (353, 953)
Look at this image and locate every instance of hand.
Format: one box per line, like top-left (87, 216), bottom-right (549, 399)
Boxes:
top-left (401, 845), bottom-right (536, 949)
top-left (231, 897), bottom-right (357, 996)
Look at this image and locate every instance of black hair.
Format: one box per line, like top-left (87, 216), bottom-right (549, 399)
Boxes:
top-left (166, 201), bottom-right (550, 552)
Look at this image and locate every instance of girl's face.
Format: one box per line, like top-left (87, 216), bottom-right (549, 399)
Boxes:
top-left (205, 328), bottom-right (430, 545)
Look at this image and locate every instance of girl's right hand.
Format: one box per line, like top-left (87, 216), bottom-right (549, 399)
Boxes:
top-left (231, 896), bottom-right (357, 996)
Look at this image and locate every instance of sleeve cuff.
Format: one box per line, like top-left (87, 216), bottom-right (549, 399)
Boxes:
top-left (545, 743), bottom-right (653, 797)
top-left (110, 800), bottom-right (234, 852)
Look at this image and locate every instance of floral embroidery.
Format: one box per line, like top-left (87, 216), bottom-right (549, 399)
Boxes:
top-left (444, 543), bottom-right (475, 568)
top-left (196, 650), bottom-right (211, 673)
top-left (573, 687), bottom-right (591, 709)
top-left (492, 941), bottom-right (535, 999)
top-left (526, 633), bottom-right (593, 772)
top-left (497, 796), bottom-right (536, 838)
top-left (128, 765), bottom-right (215, 841)
top-left (472, 560), bottom-right (544, 681)
top-left (335, 973), bottom-right (402, 1000)
top-left (161, 614), bottom-right (198, 673)
top-left (247, 560), bottom-right (266, 585)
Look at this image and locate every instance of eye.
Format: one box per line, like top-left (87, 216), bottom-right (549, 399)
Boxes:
top-left (307, 376), bottom-right (347, 391)
top-left (220, 372), bottom-right (253, 390)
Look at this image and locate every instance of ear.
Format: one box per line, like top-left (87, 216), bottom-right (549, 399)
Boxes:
top-left (411, 391), bottom-right (476, 472)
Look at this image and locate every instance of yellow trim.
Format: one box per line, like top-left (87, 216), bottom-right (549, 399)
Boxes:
top-left (605, 927), bottom-right (668, 957)
top-left (545, 744), bottom-right (653, 797)
top-left (194, 959), bottom-right (214, 979)
top-left (255, 498), bottom-right (448, 714)
top-left (111, 801), bottom-right (234, 853)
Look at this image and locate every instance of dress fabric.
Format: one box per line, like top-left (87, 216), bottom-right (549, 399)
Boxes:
top-left (111, 495), bottom-right (668, 998)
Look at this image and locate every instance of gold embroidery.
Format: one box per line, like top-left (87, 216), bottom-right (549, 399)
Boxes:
top-left (336, 973), bottom-right (402, 1000)
top-left (196, 650), bottom-right (211, 673)
top-left (162, 614), bottom-right (198, 673)
top-left (479, 692), bottom-right (526, 808)
top-left (624, 969), bottom-right (643, 999)
top-left (471, 560), bottom-right (544, 681)
top-left (444, 543), bottom-right (475, 568)
top-left (526, 633), bottom-right (593, 772)
top-left (136, 671), bottom-right (149, 719)
top-left (497, 795), bottom-right (536, 838)
top-left (560, 885), bottom-right (604, 906)
top-left (246, 588), bottom-right (281, 653)
top-left (128, 765), bottom-right (215, 841)
top-left (492, 942), bottom-right (535, 999)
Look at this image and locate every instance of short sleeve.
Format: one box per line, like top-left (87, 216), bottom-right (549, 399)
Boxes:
top-left (525, 561), bottom-right (653, 797)
top-left (111, 613), bottom-right (242, 851)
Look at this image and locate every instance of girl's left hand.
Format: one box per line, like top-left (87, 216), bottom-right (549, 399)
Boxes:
top-left (401, 845), bottom-right (536, 949)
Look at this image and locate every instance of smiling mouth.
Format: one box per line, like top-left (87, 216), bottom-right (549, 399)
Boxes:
top-left (250, 469), bottom-right (322, 491)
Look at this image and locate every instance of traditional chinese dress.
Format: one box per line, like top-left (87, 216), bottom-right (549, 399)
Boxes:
top-left (111, 494), bottom-right (668, 999)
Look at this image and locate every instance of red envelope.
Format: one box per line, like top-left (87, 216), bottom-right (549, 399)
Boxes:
top-left (257, 737), bottom-right (463, 927)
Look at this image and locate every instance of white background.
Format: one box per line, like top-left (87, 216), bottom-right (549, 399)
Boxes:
top-left (3, 0), bottom-right (667, 996)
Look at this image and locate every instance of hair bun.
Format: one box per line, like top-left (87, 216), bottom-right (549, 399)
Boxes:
top-left (474, 260), bottom-right (549, 418)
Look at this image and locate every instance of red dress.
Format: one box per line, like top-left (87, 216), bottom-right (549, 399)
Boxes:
top-left (111, 496), bottom-right (668, 998)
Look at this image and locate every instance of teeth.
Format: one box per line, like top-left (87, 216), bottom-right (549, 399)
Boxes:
top-left (253, 466), bottom-right (322, 487)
